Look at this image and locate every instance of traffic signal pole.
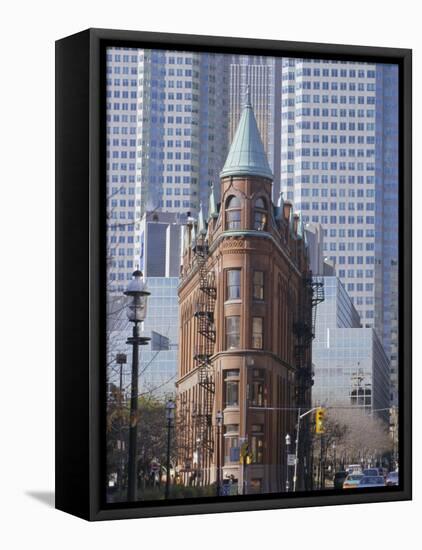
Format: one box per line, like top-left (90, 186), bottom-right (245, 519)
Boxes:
top-left (293, 406), bottom-right (319, 492)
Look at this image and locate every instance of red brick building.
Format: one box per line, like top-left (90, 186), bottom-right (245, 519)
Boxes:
top-left (176, 95), bottom-right (313, 495)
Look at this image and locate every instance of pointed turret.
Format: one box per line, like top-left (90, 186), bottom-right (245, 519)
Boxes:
top-left (190, 222), bottom-right (197, 249)
top-left (220, 90), bottom-right (273, 181)
top-left (208, 183), bottom-right (218, 220)
top-left (275, 191), bottom-right (285, 221)
top-left (197, 203), bottom-right (206, 235)
top-left (289, 207), bottom-right (295, 238)
top-left (297, 211), bottom-right (304, 240)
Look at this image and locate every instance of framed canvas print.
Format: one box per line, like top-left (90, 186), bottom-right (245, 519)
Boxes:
top-left (55, 28), bottom-right (412, 521)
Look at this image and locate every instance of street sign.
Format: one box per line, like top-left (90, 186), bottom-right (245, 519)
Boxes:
top-left (288, 454), bottom-right (296, 466)
top-left (151, 460), bottom-right (160, 473)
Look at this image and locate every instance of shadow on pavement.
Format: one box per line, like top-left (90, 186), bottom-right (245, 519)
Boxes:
top-left (26, 491), bottom-right (55, 508)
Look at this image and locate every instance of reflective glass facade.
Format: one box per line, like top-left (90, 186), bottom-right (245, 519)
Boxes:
top-left (106, 47), bottom-right (229, 293)
top-left (279, 60), bottom-right (398, 368)
top-left (312, 277), bottom-right (390, 421)
top-left (107, 277), bottom-right (179, 398)
top-left (140, 277), bottom-right (179, 397)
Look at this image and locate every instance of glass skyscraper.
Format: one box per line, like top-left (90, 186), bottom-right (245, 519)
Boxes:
top-left (106, 47), bottom-right (229, 293)
top-left (105, 49), bottom-right (399, 404)
top-left (279, 59), bottom-right (398, 403)
top-left (312, 277), bottom-right (390, 421)
top-left (107, 277), bottom-right (179, 399)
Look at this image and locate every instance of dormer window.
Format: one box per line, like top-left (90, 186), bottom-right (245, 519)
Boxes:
top-left (254, 197), bottom-right (267, 231)
top-left (225, 195), bottom-right (241, 230)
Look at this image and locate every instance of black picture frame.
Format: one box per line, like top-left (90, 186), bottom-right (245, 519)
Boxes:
top-left (55, 28), bottom-right (412, 521)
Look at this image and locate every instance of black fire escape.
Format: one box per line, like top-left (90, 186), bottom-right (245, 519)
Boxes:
top-left (292, 275), bottom-right (324, 490)
top-left (193, 236), bottom-right (217, 465)
top-left (293, 276), bottom-right (325, 404)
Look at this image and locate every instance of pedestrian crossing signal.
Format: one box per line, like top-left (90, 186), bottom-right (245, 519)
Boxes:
top-left (315, 407), bottom-right (325, 434)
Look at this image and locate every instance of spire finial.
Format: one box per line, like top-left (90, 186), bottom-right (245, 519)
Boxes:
top-left (245, 84), bottom-right (251, 108)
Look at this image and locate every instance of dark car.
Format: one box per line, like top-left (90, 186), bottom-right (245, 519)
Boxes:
top-left (386, 471), bottom-right (399, 486)
top-left (358, 475), bottom-right (385, 488)
top-left (333, 471), bottom-right (348, 489)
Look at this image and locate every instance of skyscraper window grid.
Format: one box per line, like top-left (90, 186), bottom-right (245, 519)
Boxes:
top-left (106, 49), bottom-right (399, 404)
top-left (279, 59), bottom-right (398, 383)
top-left (106, 47), bottom-right (229, 293)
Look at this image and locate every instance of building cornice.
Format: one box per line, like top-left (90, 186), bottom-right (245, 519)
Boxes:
top-left (212, 349), bottom-right (297, 373)
top-left (176, 349), bottom-right (297, 386)
top-left (209, 230), bottom-right (302, 277)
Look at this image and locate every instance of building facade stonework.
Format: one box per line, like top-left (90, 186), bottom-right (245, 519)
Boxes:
top-left (176, 98), bottom-right (314, 494)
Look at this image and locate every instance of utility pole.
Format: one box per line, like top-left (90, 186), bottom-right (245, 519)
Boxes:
top-left (319, 434), bottom-right (325, 489)
top-left (165, 400), bottom-right (175, 499)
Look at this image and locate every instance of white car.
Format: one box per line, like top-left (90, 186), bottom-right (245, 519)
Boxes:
top-left (347, 464), bottom-right (363, 475)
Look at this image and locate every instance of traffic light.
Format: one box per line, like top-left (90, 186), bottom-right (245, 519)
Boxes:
top-left (240, 441), bottom-right (253, 465)
top-left (315, 407), bottom-right (326, 434)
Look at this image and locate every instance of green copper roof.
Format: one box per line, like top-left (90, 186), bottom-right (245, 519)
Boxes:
top-left (220, 89), bottom-right (273, 180)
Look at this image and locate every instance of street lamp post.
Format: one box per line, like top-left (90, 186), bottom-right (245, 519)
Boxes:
top-left (165, 399), bottom-right (176, 499)
top-left (216, 411), bottom-right (223, 496)
top-left (124, 270), bottom-right (150, 502)
top-left (285, 434), bottom-right (291, 492)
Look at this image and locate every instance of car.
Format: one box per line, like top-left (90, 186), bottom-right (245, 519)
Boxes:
top-left (333, 471), bottom-right (348, 489)
top-left (386, 471), bottom-right (399, 486)
top-left (363, 468), bottom-right (380, 477)
top-left (343, 473), bottom-right (364, 489)
top-left (358, 475), bottom-right (386, 488)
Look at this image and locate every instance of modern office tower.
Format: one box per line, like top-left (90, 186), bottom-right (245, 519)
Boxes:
top-left (139, 211), bottom-right (184, 277)
top-left (389, 259), bottom-right (399, 405)
top-left (279, 59), bottom-right (399, 364)
top-left (375, 65), bottom-right (399, 405)
top-left (176, 98), bottom-right (313, 495)
top-left (106, 47), bottom-right (229, 292)
top-left (137, 277), bottom-right (179, 397)
top-left (312, 277), bottom-right (390, 422)
top-left (229, 56), bottom-right (282, 199)
top-left (106, 277), bottom-right (179, 398)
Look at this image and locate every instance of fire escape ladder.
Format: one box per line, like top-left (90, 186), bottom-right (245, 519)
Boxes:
top-left (193, 238), bottom-right (216, 457)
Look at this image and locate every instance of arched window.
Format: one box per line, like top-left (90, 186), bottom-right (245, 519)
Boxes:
top-left (225, 195), bottom-right (241, 230)
top-left (254, 197), bottom-right (267, 230)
